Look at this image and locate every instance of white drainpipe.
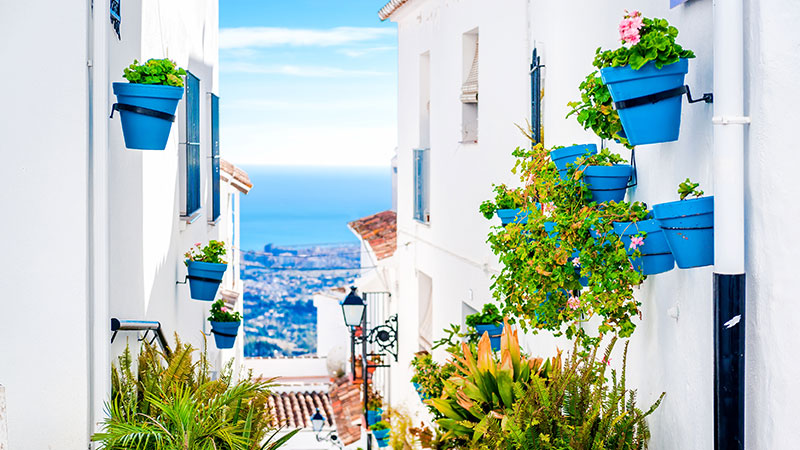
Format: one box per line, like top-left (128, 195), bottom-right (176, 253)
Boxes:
top-left (712, 0), bottom-right (749, 448)
top-left (88, 0), bottom-right (111, 445)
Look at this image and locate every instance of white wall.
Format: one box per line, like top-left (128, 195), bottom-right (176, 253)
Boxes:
top-left (389, 0), bottom-right (800, 447)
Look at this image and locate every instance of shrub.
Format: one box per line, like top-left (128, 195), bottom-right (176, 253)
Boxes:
top-left (123, 58), bottom-right (187, 87)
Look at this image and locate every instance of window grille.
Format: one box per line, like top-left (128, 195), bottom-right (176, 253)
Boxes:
top-left (530, 47), bottom-right (544, 145)
top-left (211, 94), bottom-right (221, 221)
top-left (185, 72), bottom-right (201, 216)
top-left (413, 148), bottom-right (430, 223)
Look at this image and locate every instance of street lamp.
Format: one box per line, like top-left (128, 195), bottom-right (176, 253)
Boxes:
top-left (310, 409), bottom-right (343, 449)
top-left (341, 286), bottom-right (366, 328)
top-left (311, 408), bottom-right (326, 433)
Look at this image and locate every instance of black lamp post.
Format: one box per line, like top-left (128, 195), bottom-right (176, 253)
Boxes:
top-left (310, 408), bottom-right (342, 449)
top-left (339, 287), bottom-right (398, 450)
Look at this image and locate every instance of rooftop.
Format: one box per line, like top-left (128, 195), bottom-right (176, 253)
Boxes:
top-left (268, 389), bottom-right (335, 429)
top-left (220, 158), bottom-right (253, 194)
top-left (348, 210), bottom-right (397, 260)
top-left (378, 0), bottom-right (412, 20)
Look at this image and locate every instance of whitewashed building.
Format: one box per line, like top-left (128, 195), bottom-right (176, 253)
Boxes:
top-left (380, 0), bottom-right (800, 448)
top-left (0, 1), bottom-right (251, 448)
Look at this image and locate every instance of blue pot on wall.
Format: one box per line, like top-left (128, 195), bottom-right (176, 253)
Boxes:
top-left (366, 409), bottom-right (383, 426)
top-left (412, 382), bottom-right (430, 401)
top-left (550, 144), bottom-right (598, 180)
top-left (600, 59), bottom-right (689, 146)
top-left (583, 164), bottom-right (632, 203)
top-left (186, 261), bottom-right (228, 301)
top-left (496, 208), bottom-right (529, 226)
top-left (474, 323), bottom-right (504, 351)
top-left (112, 83), bottom-right (184, 150)
top-left (373, 429), bottom-right (390, 448)
top-left (652, 196), bottom-right (714, 268)
top-left (210, 320), bottom-right (240, 349)
top-left (612, 219), bottom-right (675, 275)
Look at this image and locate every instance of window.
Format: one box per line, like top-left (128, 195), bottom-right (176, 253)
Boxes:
top-left (210, 94), bottom-right (221, 222)
top-left (461, 30), bottom-right (479, 143)
top-left (418, 271), bottom-right (433, 351)
top-left (413, 148), bottom-right (430, 223)
top-left (530, 47), bottom-right (544, 145)
top-left (185, 72), bottom-right (201, 217)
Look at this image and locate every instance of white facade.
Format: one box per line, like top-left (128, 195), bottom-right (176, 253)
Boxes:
top-left (0, 1), bottom-right (247, 449)
top-left (385, 0), bottom-right (800, 448)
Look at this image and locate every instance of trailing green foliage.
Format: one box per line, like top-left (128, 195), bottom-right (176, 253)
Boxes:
top-left (465, 303), bottom-right (504, 327)
top-left (185, 240), bottom-right (228, 265)
top-left (366, 385), bottom-right (384, 411)
top-left (678, 178), bottom-right (704, 200)
top-left (92, 336), bottom-right (297, 450)
top-left (577, 148), bottom-right (626, 167)
top-left (567, 71), bottom-right (631, 149)
top-left (370, 420), bottom-right (391, 431)
top-left (479, 184), bottom-right (528, 220)
top-left (410, 351), bottom-right (457, 420)
top-left (209, 298), bottom-right (242, 323)
top-left (123, 58), bottom-right (187, 87)
top-left (594, 12), bottom-right (695, 70)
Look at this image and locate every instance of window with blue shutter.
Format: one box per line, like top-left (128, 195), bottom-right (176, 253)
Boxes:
top-left (413, 148), bottom-right (430, 223)
top-left (211, 94), bottom-right (221, 222)
top-left (530, 47), bottom-right (543, 145)
top-left (185, 72), bottom-right (201, 216)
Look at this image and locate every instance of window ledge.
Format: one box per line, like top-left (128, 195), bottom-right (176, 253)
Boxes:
top-left (207, 216), bottom-right (221, 226)
top-left (181, 210), bottom-right (203, 224)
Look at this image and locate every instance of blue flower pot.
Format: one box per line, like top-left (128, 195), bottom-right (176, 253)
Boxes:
top-left (366, 409), bottom-right (382, 426)
top-left (373, 429), bottom-right (390, 440)
top-left (375, 434), bottom-right (390, 448)
top-left (412, 382), bottom-right (430, 401)
top-left (496, 208), bottom-right (528, 226)
top-left (474, 323), bottom-right (503, 351)
top-left (186, 261), bottom-right (227, 301)
top-left (112, 82), bottom-right (184, 150)
top-left (652, 196), bottom-right (714, 268)
top-left (210, 320), bottom-right (240, 349)
top-left (583, 165), bottom-right (632, 203)
top-left (600, 59), bottom-right (689, 146)
top-left (550, 144), bottom-right (598, 180)
top-left (612, 219), bottom-right (675, 275)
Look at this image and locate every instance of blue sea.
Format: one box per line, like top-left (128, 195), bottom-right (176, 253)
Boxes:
top-left (239, 165), bottom-right (392, 250)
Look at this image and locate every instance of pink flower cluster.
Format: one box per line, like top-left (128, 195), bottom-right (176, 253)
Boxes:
top-left (619, 10), bottom-right (644, 45)
top-left (629, 236), bottom-right (645, 250)
top-left (567, 294), bottom-right (581, 310)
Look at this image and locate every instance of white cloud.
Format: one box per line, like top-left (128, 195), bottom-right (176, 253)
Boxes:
top-left (220, 26), bottom-right (395, 50)
top-left (338, 46), bottom-right (397, 58)
top-left (226, 98), bottom-right (393, 112)
top-left (223, 62), bottom-right (389, 78)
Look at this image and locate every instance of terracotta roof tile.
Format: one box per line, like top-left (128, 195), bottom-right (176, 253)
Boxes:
top-left (269, 390), bottom-right (335, 429)
top-left (348, 210), bottom-right (397, 260)
top-left (220, 158), bottom-right (253, 194)
top-left (379, 0), bottom-right (412, 20)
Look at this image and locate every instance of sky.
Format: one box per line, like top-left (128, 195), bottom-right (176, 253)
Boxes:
top-left (219, 1), bottom-right (397, 167)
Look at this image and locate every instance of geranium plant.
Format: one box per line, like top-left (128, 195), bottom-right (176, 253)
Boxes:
top-left (370, 421), bottom-right (390, 431)
top-left (208, 299), bottom-right (241, 323)
top-left (567, 71), bottom-right (631, 148)
top-left (678, 178), bottom-right (704, 200)
top-left (486, 144), bottom-right (646, 347)
top-left (479, 184), bottom-right (527, 220)
top-left (123, 58), bottom-right (187, 87)
top-left (185, 240), bottom-right (227, 265)
top-left (594, 11), bottom-right (695, 70)
top-left (464, 303), bottom-right (504, 327)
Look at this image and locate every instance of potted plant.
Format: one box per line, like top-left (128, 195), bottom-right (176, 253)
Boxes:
top-left (575, 148), bottom-right (633, 204)
top-left (112, 58), bottom-right (187, 150)
top-left (365, 388), bottom-right (383, 426)
top-left (352, 357), bottom-right (364, 382)
top-left (595, 11), bottom-right (696, 145)
top-left (370, 421), bottom-right (391, 448)
top-left (184, 240), bottom-right (228, 301)
top-left (567, 73), bottom-right (631, 148)
top-left (465, 304), bottom-right (505, 351)
top-left (550, 144), bottom-right (598, 180)
top-left (653, 179), bottom-right (714, 268)
top-left (607, 201), bottom-right (676, 275)
top-left (480, 184), bottom-right (528, 225)
top-left (207, 299), bottom-right (241, 349)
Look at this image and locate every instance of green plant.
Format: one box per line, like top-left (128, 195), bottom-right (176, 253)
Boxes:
top-left (567, 71), bottom-right (631, 148)
top-left (185, 240), bottom-right (228, 265)
top-left (479, 184), bottom-right (527, 220)
top-left (576, 147), bottom-right (626, 168)
top-left (370, 420), bottom-right (391, 431)
top-left (208, 298), bottom-right (242, 323)
top-left (594, 11), bottom-right (695, 70)
top-left (123, 58), bottom-right (187, 87)
top-left (487, 144), bottom-right (645, 347)
top-left (366, 386), bottom-right (384, 411)
top-left (432, 325), bottom-right (663, 449)
top-left (678, 178), bottom-right (704, 200)
top-left (410, 351), bottom-right (457, 420)
top-left (465, 303), bottom-right (504, 327)
top-left (92, 335), bottom-right (297, 450)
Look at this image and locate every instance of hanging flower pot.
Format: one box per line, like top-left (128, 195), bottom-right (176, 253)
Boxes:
top-left (412, 382), bottom-right (430, 401)
top-left (366, 409), bottom-right (383, 426)
top-left (474, 323), bottom-right (504, 351)
top-left (185, 240), bottom-right (228, 301)
top-left (612, 219), bottom-right (675, 275)
top-left (550, 144), bottom-right (597, 180)
top-left (373, 428), bottom-right (391, 448)
top-left (496, 208), bottom-right (529, 225)
top-left (466, 304), bottom-right (505, 351)
top-left (111, 59), bottom-right (187, 150)
top-left (583, 164), bottom-right (633, 203)
top-left (653, 196), bottom-right (714, 268)
top-left (207, 299), bottom-right (242, 349)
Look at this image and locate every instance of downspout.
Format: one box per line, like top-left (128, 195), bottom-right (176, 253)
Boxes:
top-left (712, 0), bottom-right (749, 448)
top-left (88, 0), bottom-right (111, 445)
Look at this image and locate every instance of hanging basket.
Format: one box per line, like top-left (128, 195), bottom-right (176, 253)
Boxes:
top-left (600, 59), bottom-right (689, 146)
top-left (550, 144), bottom-right (597, 180)
top-left (653, 196), bottom-right (714, 268)
top-left (210, 320), bottom-right (240, 349)
top-left (112, 82), bottom-right (184, 150)
top-left (186, 261), bottom-right (227, 301)
top-left (583, 164), bottom-right (633, 203)
top-left (612, 218), bottom-right (675, 275)
top-left (474, 323), bottom-right (503, 351)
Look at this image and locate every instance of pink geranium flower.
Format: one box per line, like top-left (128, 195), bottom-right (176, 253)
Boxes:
top-left (619, 10), bottom-right (644, 45)
top-left (567, 295), bottom-right (581, 310)
top-left (542, 202), bottom-right (556, 218)
top-left (572, 257), bottom-right (581, 268)
top-left (629, 236), bottom-right (645, 250)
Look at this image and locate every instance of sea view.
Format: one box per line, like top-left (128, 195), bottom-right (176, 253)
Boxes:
top-left (239, 165), bottom-right (392, 357)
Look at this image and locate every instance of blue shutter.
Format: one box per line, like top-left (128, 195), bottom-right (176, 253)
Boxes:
top-left (211, 94), bottom-right (221, 221)
top-left (186, 72), bottom-right (201, 216)
top-left (530, 48), bottom-right (543, 145)
top-left (413, 149), bottom-right (429, 223)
